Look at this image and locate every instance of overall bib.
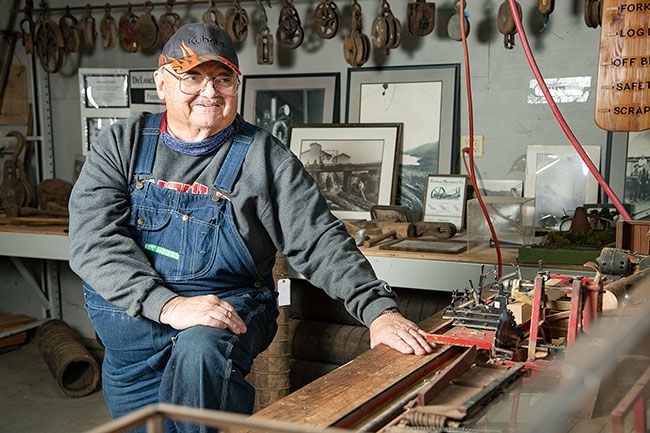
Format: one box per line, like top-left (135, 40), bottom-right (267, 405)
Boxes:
top-left (83, 113), bottom-right (278, 433)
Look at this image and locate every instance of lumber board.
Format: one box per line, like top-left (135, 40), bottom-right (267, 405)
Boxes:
top-left (250, 313), bottom-right (452, 428)
top-left (0, 224), bottom-right (67, 235)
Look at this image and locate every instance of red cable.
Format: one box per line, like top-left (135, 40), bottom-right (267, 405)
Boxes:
top-left (460, 0), bottom-right (503, 278)
top-left (506, 0), bottom-right (631, 222)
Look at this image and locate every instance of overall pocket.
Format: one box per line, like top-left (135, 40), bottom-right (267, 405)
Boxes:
top-left (128, 205), bottom-right (219, 281)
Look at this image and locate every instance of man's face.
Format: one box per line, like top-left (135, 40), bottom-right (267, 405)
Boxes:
top-left (154, 61), bottom-right (238, 136)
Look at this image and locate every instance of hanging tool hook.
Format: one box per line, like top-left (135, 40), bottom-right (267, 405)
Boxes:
top-left (256, 0), bottom-right (271, 31)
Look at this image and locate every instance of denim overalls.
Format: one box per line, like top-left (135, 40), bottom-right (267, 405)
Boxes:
top-left (83, 113), bottom-right (278, 433)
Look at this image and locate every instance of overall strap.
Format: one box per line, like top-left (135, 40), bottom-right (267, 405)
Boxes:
top-left (134, 112), bottom-right (165, 176)
top-left (214, 121), bottom-right (256, 193)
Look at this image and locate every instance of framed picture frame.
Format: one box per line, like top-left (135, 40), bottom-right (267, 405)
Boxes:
top-left (524, 145), bottom-right (601, 228)
top-left (83, 117), bottom-right (125, 153)
top-left (624, 131), bottom-right (650, 219)
top-left (346, 64), bottom-right (461, 214)
top-left (288, 123), bottom-right (403, 220)
top-left (82, 73), bottom-right (129, 108)
top-left (423, 174), bottom-right (469, 230)
top-left (241, 73), bottom-right (340, 146)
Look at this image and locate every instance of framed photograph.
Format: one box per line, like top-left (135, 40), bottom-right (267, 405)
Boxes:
top-left (346, 64), bottom-right (461, 213)
top-left (84, 117), bottom-right (125, 153)
top-left (241, 73), bottom-right (340, 145)
top-left (288, 123), bottom-right (402, 220)
top-left (524, 145), bottom-right (601, 228)
top-left (624, 131), bottom-right (650, 219)
top-left (423, 175), bottom-right (469, 229)
top-left (83, 73), bottom-right (129, 108)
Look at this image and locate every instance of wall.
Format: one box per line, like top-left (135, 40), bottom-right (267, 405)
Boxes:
top-left (1, 0), bottom-right (608, 335)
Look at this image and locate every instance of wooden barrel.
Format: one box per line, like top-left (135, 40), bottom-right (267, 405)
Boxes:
top-left (292, 319), bottom-right (370, 365)
top-left (290, 359), bottom-right (340, 391)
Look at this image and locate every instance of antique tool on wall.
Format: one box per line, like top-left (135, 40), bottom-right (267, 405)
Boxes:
top-left (584, 0), bottom-right (601, 29)
top-left (371, 0), bottom-right (401, 55)
top-left (364, 229), bottom-right (397, 248)
top-left (313, 0), bottom-right (340, 39)
top-left (59, 6), bottom-right (80, 53)
top-left (0, 131), bottom-right (32, 217)
top-left (20, 14), bottom-right (35, 54)
top-left (277, 0), bottom-right (304, 49)
top-left (35, 9), bottom-right (64, 73)
top-left (202, 0), bottom-right (226, 28)
top-left (81, 4), bottom-right (97, 50)
top-left (100, 4), bottom-right (117, 49)
top-left (447, 0), bottom-right (469, 41)
top-left (37, 179), bottom-right (72, 213)
top-left (537, 0), bottom-right (554, 27)
top-left (407, 0), bottom-right (435, 36)
top-left (343, 0), bottom-right (371, 68)
top-left (255, 0), bottom-right (274, 64)
top-left (497, 0), bottom-right (521, 49)
top-left (414, 221), bottom-right (456, 239)
top-left (158, 1), bottom-right (181, 46)
top-left (134, 2), bottom-right (159, 51)
top-left (226, 0), bottom-right (249, 43)
top-left (118, 4), bottom-right (139, 53)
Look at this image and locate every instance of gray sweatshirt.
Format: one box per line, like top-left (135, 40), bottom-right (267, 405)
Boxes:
top-left (68, 113), bottom-right (397, 327)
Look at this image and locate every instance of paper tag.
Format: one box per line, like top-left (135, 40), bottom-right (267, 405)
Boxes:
top-left (277, 278), bottom-right (291, 307)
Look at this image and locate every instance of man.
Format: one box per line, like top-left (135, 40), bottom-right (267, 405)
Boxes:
top-left (69, 23), bottom-right (434, 432)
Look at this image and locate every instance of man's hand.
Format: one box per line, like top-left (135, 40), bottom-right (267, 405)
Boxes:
top-left (159, 295), bottom-right (247, 334)
top-left (369, 311), bottom-right (435, 355)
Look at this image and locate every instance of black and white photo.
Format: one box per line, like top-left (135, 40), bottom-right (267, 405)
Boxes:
top-left (625, 131), bottom-right (650, 219)
top-left (85, 117), bottom-right (123, 153)
top-left (289, 124), bottom-right (402, 220)
top-left (241, 74), bottom-right (340, 145)
top-left (423, 175), bottom-right (468, 229)
top-left (347, 65), bottom-right (460, 214)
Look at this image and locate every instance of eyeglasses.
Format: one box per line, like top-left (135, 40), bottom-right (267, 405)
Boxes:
top-left (163, 67), bottom-right (240, 97)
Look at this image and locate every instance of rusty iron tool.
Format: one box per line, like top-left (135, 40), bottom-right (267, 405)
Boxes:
top-left (364, 229), bottom-right (397, 248)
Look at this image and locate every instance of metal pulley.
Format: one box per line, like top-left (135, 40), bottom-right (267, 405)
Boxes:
top-left (133, 1), bottom-right (159, 51)
top-left (407, 0), bottom-right (435, 37)
top-left (277, 0), bottom-right (304, 49)
top-left (59, 5), bottom-right (80, 53)
top-left (100, 4), bottom-right (117, 49)
top-left (497, 0), bottom-right (521, 49)
top-left (447, 0), bottom-right (470, 41)
top-left (256, 0), bottom-right (274, 64)
top-left (343, 0), bottom-right (371, 68)
top-left (203, 0), bottom-right (226, 28)
top-left (158, 1), bottom-right (181, 46)
top-left (371, 0), bottom-right (401, 54)
top-left (35, 8), bottom-right (65, 73)
top-left (118, 4), bottom-right (139, 52)
top-left (226, 0), bottom-right (249, 43)
top-left (313, 0), bottom-right (340, 39)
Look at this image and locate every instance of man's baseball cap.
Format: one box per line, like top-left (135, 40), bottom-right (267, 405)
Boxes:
top-left (158, 23), bottom-right (240, 75)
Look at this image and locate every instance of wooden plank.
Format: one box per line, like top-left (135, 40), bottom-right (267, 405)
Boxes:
top-left (362, 245), bottom-right (518, 265)
top-left (250, 313), bottom-right (453, 428)
top-left (595, 0), bottom-right (650, 131)
top-left (0, 224), bottom-right (67, 235)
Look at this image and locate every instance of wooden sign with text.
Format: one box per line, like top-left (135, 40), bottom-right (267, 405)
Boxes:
top-left (595, 0), bottom-right (650, 131)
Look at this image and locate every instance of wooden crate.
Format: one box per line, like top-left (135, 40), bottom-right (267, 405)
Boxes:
top-left (616, 220), bottom-right (650, 254)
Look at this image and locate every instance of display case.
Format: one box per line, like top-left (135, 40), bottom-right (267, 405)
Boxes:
top-left (467, 197), bottom-right (536, 249)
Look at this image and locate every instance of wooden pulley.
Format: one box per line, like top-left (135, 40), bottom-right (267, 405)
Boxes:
top-left (497, 0), bottom-right (521, 49)
top-left (371, 0), bottom-right (400, 54)
top-left (100, 4), bottom-right (117, 49)
top-left (118, 4), bottom-right (139, 52)
top-left (313, 0), bottom-right (340, 39)
top-left (389, 12), bottom-right (401, 50)
top-left (407, 0), bottom-right (435, 37)
top-left (277, 0), bottom-right (304, 50)
top-left (37, 179), bottom-right (73, 212)
top-left (226, 0), bottom-right (249, 43)
top-left (343, 1), bottom-right (370, 68)
top-left (35, 15), bottom-right (65, 73)
top-left (59, 6), bottom-right (80, 53)
top-left (202, 0), bottom-right (226, 28)
top-left (447, 0), bottom-right (469, 41)
top-left (256, 30), bottom-right (274, 64)
top-left (0, 131), bottom-right (33, 216)
top-left (20, 17), bottom-right (35, 54)
top-left (134, 1), bottom-right (159, 51)
top-left (584, 0), bottom-right (601, 28)
top-left (371, 15), bottom-right (390, 49)
top-left (158, 3), bottom-right (181, 47)
top-left (81, 4), bottom-right (97, 50)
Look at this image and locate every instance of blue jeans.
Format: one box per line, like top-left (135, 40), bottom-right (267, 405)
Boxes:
top-left (84, 285), bottom-right (278, 433)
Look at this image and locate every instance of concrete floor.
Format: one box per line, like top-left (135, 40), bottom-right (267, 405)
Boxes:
top-left (0, 340), bottom-right (111, 433)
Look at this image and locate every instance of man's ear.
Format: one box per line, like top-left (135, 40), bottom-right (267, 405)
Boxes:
top-left (153, 69), bottom-right (166, 101)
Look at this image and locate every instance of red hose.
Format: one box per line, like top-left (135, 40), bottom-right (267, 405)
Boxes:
top-left (460, 0), bottom-right (503, 278)
top-left (506, 0), bottom-right (631, 222)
